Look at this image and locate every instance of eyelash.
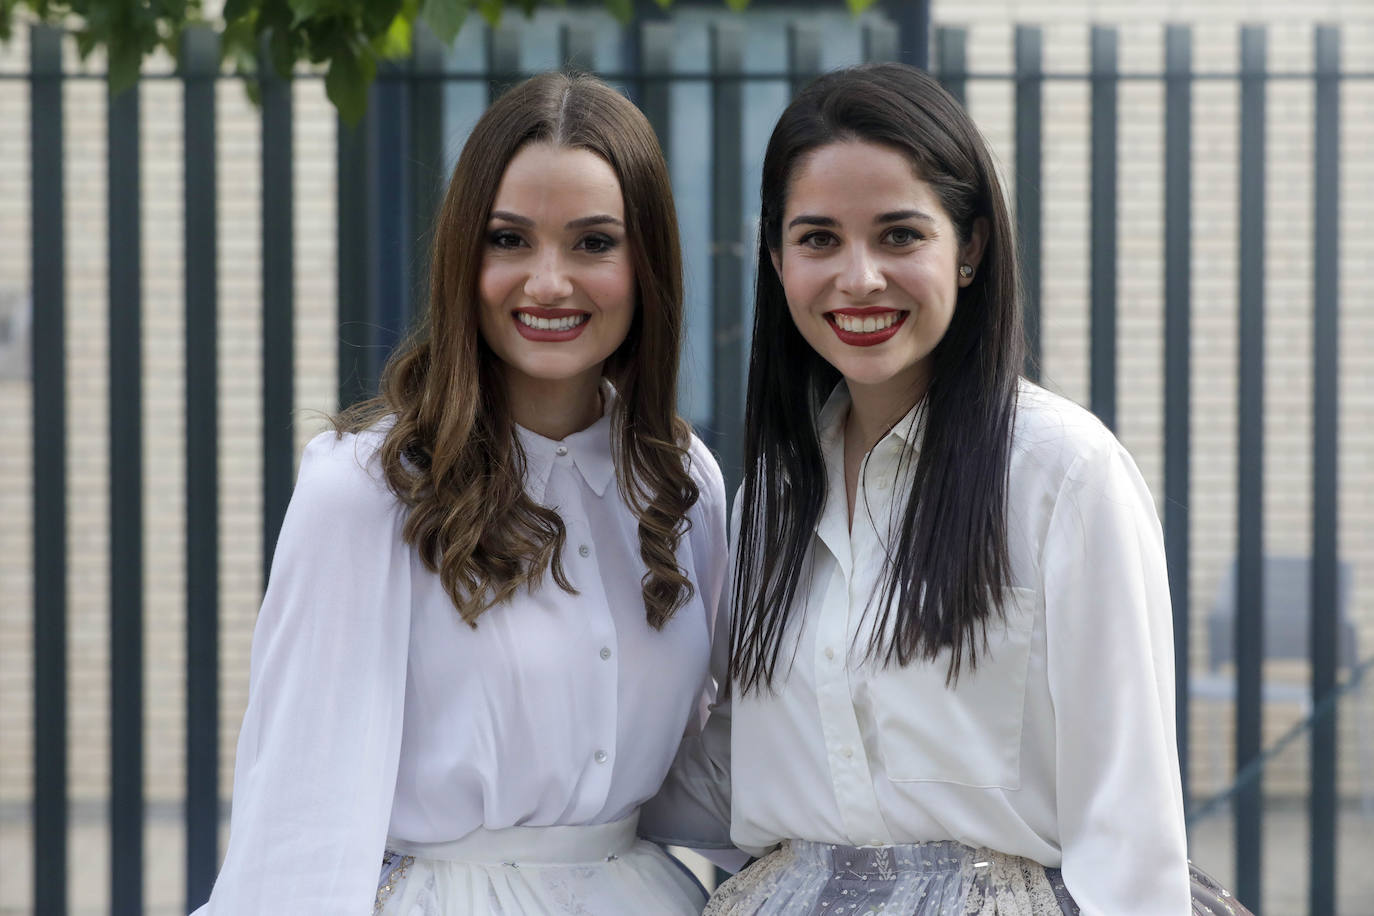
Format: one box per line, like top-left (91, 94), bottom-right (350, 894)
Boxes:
top-left (796, 227), bottom-right (924, 249)
top-left (486, 230), bottom-right (620, 254)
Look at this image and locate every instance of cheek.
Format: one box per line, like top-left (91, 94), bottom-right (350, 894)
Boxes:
top-left (585, 260), bottom-right (636, 314)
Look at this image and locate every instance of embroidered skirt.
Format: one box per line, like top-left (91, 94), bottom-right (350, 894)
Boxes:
top-left (374, 813), bottom-right (706, 915)
top-left (702, 839), bottom-right (1077, 916)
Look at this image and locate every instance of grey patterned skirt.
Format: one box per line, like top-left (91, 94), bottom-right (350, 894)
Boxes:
top-left (703, 839), bottom-right (1077, 915)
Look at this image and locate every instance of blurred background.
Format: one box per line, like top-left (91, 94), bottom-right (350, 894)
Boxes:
top-left (1, 0), bottom-right (1372, 912)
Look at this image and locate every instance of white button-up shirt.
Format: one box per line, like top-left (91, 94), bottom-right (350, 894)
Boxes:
top-left (197, 396), bottom-right (728, 914)
top-left (649, 380), bottom-right (1190, 915)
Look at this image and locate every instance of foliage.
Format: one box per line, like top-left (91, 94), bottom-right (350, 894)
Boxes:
top-left (0, 0), bottom-right (878, 123)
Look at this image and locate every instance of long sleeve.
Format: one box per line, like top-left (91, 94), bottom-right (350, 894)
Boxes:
top-left (195, 432), bottom-right (412, 915)
top-left (1041, 443), bottom-right (1190, 914)
top-left (638, 443), bottom-right (735, 852)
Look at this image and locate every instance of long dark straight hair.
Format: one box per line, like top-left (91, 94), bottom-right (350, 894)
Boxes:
top-left (730, 63), bottom-right (1024, 693)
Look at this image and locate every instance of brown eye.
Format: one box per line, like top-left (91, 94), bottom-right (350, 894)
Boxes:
top-left (488, 230), bottom-right (525, 250)
top-left (885, 227), bottom-right (921, 246)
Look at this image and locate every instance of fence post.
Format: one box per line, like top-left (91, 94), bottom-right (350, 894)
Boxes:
top-left (787, 22), bottom-right (821, 99)
top-left (935, 27), bottom-right (967, 108)
top-left (863, 21), bottom-right (899, 64)
top-left (1015, 26), bottom-right (1042, 379)
top-left (260, 42), bottom-right (295, 583)
top-left (1163, 23), bottom-right (1193, 816)
top-left (879, 0), bottom-right (930, 69)
top-left (1090, 27), bottom-right (1117, 432)
top-left (1310, 23), bottom-right (1341, 916)
top-left (31, 22), bottom-right (68, 915)
top-left (638, 21), bottom-right (673, 159)
top-left (107, 57), bottom-right (144, 916)
top-left (181, 24), bottom-right (220, 910)
top-left (408, 25), bottom-right (446, 345)
top-left (710, 23), bottom-right (744, 495)
top-left (487, 23), bottom-right (521, 104)
top-left (1235, 25), bottom-right (1267, 909)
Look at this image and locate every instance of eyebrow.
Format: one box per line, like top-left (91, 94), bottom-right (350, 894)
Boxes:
top-left (786, 210), bottom-right (937, 230)
top-left (489, 210), bottom-right (624, 230)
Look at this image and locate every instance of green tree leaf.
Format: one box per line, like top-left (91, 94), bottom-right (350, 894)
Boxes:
top-left (603, 0), bottom-right (631, 23)
top-left (420, 0), bottom-right (468, 45)
top-left (325, 42), bottom-right (374, 125)
top-left (845, 0), bottom-right (876, 13)
top-left (476, 0), bottom-right (502, 27)
top-left (108, 32), bottom-right (143, 93)
top-left (370, 12), bottom-right (412, 58)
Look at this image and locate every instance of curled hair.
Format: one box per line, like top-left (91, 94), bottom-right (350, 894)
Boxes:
top-left (731, 63), bottom-right (1024, 692)
top-left (339, 72), bottom-right (697, 628)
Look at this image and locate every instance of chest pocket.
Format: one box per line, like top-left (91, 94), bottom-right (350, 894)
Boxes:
top-left (866, 587), bottom-right (1038, 789)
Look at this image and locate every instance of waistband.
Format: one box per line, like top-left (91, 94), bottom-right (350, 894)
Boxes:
top-left (788, 838), bottom-right (976, 876)
top-left (386, 813), bottom-right (640, 866)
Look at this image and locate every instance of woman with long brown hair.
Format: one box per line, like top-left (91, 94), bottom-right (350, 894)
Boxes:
top-left (194, 72), bottom-right (726, 915)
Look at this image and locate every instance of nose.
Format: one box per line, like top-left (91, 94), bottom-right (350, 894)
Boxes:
top-left (835, 245), bottom-right (885, 299)
top-left (524, 251), bottom-right (574, 305)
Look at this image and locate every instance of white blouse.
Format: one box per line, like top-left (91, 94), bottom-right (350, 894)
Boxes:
top-left (196, 399), bottom-right (728, 915)
top-left (647, 380), bottom-right (1190, 915)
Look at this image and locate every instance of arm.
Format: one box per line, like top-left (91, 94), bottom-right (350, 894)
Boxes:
top-left (1042, 443), bottom-right (1190, 915)
top-left (638, 442), bottom-right (735, 853)
top-left (196, 433), bottom-right (412, 915)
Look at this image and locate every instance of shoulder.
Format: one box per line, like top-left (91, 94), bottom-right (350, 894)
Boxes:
top-left (1010, 380), bottom-right (1129, 483)
top-left (290, 427), bottom-right (403, 527)
top-left (683, 431), bottom-right (727, 510)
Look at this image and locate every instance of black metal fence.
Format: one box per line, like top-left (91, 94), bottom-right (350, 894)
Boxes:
top-left (11, 12), bottom-right (1369, 915)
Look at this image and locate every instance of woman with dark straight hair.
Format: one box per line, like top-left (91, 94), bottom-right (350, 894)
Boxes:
top-left (195, 72), bottom-right (726, 915)
top-left (651, 63), bottom-right (1200, 913)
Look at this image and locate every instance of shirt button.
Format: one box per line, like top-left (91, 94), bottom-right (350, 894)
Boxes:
top-left (841, 745), bottom-right (854, 759)
top-left (599, 647), bottom-right (612, 660)
top-left (824, 647), bottom-right (835, 661)
top-left (594, 750), bottom-right (608, 764)
top-left (579, 544), bottom-right (590, 558)
top-left (555, 446), bottom-right (568, 457)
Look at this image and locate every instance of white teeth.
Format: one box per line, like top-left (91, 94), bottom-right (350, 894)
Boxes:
top-left (834, 312), bottom-right (899, 333)
top-left (518, 313), bottom-right (588, 331)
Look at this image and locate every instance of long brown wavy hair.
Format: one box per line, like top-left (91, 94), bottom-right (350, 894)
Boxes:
top-left (338, 72), bottom-right (698, 629)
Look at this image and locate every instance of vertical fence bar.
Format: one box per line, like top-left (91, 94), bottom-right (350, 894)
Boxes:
top-left (863, 21), bottom-right (899, 63)
top-left (1015, 26), bottom-right (1043, 380)
top-left (788, 22), bottom-right (822, 99)
top-left (261, 53), bottom-right (294, 581)
top-left (560, 22), bottom-right (597, 72)
top-left (710, 24), bottom-right (744, 495)
top-left (879, 0), bottom-right (930, 69)
top-left (107, 74), bottom-right (144, 916)
top-left (408, 26), bottom-right (446, 338)
top-left (30, 23), bottom-right (68, 915)
top-left (487, 24), bottom-right (521, 104)
top-left (1163, 23), bottom-right (1193, 815)
top-left (1235, 25), bottom-right (1266, 908)
top-left (181, 25), bottom-right (220, 910)
top-left (372, 65), bottom-right (408, 365)
top-left (1090, 27), bottom-right (1118, 432)
top-left (337, 112), bottom-right (371, 409)
top-left (637, 22), bottom-right (673, 158)
top-left (1309, 23), bottom-right (1340, 916)
top-left (935, 27), bottom-right (967, 108)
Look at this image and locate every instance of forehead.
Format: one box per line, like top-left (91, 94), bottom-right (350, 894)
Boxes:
top-left (492, 143), bottom-right (624, 214)
top-left (785, 140), bottom-right (938, 215)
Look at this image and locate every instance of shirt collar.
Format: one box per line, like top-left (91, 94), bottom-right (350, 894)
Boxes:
top-left (515, 380), bottom-right (617, 501)
top-left (817, 381), bottom-right (926, 453)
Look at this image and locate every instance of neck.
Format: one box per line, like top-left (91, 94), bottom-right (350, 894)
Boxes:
top-left (844, 372), bottom-right (926, 455)
top-left (504, 368), bottom-right (605, 441)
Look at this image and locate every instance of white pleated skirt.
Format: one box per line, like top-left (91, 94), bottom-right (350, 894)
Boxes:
top-left (373, 814), bottom-right (707, 915)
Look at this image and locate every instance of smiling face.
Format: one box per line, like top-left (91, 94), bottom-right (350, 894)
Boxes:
top-left (773, 140), bottom-right (986, 413)
top-left (477, 142), bottom-right (636, 400)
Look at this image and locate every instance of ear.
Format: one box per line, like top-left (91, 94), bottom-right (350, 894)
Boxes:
top-left (958, 216), bottom-right (990, 287)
